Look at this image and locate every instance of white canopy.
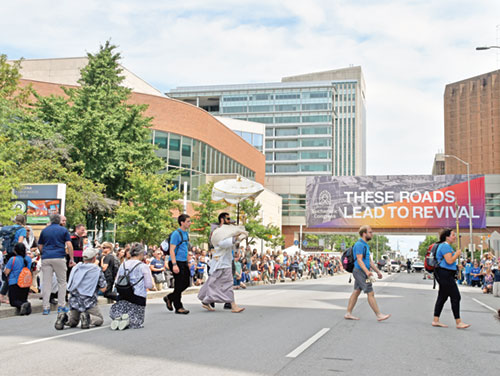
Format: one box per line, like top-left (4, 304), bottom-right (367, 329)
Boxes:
top-left (211, 175), bottom-right (264, 205)
top-left (282, 245), bottom-right (307, 255)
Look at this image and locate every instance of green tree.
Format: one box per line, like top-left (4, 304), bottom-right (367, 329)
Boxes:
top-left (0, 137), bottom-right (21, 224)
top-left (114, 169), bottom-right (182, 245)
top-left (190, 182), bottom-right (227, 246)
top-left (418, 235), bottom-right (438, 259)
top-left (239, 199), bottom-right (283, 247)
top-left (265, 225), bottom-right (285, 250)
top-left (35, 41), bottom-right (162, 198)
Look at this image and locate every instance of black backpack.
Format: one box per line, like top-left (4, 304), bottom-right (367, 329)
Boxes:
top-left (0, 225), bottom-right (22, 259)
top-left (342, 245), bottom-right (367, 273)
top-left (115, 262), bottom-right (144, 299)
top-left (160, 229), bottom-right (189, 256)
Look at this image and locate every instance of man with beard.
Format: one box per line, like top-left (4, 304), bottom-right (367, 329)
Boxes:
top-left (344, 225), bottom-right (390, 322)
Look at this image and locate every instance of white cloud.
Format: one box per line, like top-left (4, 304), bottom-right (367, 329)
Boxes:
top-left (2, 0), bottom-right (500, 175)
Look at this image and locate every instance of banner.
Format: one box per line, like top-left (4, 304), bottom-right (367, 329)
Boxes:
top-left (306, 175), bottom-right (486, 229)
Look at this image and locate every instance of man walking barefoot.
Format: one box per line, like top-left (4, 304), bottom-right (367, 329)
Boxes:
top-left (345, 225), bottom-right (390, 322)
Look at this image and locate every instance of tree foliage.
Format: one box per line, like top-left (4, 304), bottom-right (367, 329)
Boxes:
top-left (114, 169), bottom-right (182, 245)
top-left (239, 199), bottom-right (283, 248)
top-left (34, 41), bottom-right (162, 198)
top-left (418, 235), bottom-right (438, 259)
top-left (190, 182), bottom-right (227, 246)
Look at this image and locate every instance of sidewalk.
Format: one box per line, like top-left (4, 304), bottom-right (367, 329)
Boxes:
top-left (0, 272), bottom-right (347, 319)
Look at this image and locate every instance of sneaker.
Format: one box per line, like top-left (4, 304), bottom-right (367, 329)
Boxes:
top-left (223, 303), bottom-right (232, 310)
top-left (80, 312), bottom-right (90, 329)
top-left (43, 308), bottom-right (50, 315)
top-left (118, 314), bottom-right (129, 330)
top-left (25, 302), bottom-right (32, 316)
top-left (19, 302), bottom-right (30, 316)
top-left (54, 312), bottom-right (68, 330)
top-left (110, 318), bottom-right (121, 330)
top-left (163, 295), bottom-right (173, 311)
top-left (57, 306), bottom-right (69, 314)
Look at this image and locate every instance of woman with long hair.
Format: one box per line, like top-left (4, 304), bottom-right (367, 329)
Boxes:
top-left (432, 228), bottom-right (470, 329)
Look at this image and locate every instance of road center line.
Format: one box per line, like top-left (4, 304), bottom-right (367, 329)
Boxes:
top-left (20, 325), bottom-right (110, 345)
top-left (472, 298), bottom-right (497, 314)
top-left (286, 328), bottom-right (330, 358)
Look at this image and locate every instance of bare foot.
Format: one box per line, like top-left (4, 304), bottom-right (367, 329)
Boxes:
top-left (377, 313), bottom-right (391, 322)
top-left (432, 321), bottom-right (448, 328)
top-left (344, 314), bottom-right (360, 320)
top-left (456, 322), bottom-right (470, 329)
top-left (231, 305), bottom-right (245, 313)
top-left (201, 303), bottom-right (215, 311)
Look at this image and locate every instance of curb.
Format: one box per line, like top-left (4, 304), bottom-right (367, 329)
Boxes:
top-left (0, 273), bottom-right (349, 319)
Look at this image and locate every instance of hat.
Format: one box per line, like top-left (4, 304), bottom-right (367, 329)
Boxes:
top-left (83, 248), bottom-right (98, 260)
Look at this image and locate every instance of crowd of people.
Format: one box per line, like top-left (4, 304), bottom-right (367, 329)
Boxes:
top-left (1, 214), bottom-right (499, 331)
top-left (0, 213), bottom-right (346, 329)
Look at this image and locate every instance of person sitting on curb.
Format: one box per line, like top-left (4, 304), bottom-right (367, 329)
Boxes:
top-left (55, 248), bottom-right (107, 330)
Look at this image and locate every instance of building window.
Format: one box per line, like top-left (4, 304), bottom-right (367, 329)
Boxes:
top-left (275, 140), bottom-right (299, 148)
top-left (275, 164), bottom-right (298, 173)
top-left (275, 152), bottom-right (298, 160)
top-left (275, 128), bottom-right (298, 136)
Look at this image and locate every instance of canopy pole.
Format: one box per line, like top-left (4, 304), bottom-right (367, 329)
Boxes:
top-left (237, 202), bottom-right (240, 225)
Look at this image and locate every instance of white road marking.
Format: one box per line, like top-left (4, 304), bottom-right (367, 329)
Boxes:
top-left (286, 328), bottom-right (330, 358)
top-left (20, 325), bottom-right (110, 345)
top-left (472, 298), bottom-right (497, 313)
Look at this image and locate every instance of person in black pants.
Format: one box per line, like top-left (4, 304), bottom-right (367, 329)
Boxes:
top-left (432, 228), bottom-right (470, 329)
top-left (163, 214), bottom-right (191, 315)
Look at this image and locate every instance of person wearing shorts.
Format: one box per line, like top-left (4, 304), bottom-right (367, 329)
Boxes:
top-left (345, 225), bottom-right (390, 322)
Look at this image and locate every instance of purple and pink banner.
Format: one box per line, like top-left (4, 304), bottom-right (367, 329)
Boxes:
top-left (306, 175), bottom-right (486, 229)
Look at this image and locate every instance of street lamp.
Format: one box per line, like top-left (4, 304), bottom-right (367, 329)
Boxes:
top-left (443, 155), bottom-right (473, 259)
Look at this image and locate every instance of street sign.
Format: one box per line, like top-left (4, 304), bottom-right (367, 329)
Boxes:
top-left (294, 240), bottom-right (299, 246)
top-left (341, 241), bottom-right (346, 251)
top-left (302, 240), bottom-right (308, 246)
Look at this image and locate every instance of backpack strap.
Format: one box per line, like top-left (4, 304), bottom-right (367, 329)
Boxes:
top-left (128, 261), bottom-right (144, 287)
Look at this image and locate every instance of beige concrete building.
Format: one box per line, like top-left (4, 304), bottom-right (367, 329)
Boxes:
top-left (13, 57), bottom-right (164, 97)
top-left (444, 69), bottom-right (500, 175)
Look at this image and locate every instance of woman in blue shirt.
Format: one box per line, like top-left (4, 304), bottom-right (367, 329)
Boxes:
top-left (4, 243), bottom-right (32, 315)
top-left (432, 228), bottom-right (470, 329)
top-left (470, 261), bottom-right (482, 287)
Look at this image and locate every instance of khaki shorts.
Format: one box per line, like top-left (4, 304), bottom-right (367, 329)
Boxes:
top-left (353, 268), bottom-right (373, 294)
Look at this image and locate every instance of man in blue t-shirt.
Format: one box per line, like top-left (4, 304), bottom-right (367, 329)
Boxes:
top-left (38, 213), bottom-right (74, 314)
top-left (163, 214), bottom-right (191, 314)
top-left (345, 225), bottom-right (390, 322)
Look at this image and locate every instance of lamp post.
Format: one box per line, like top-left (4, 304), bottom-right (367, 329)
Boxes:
top-left (443, 155), bottom-right (473, 259)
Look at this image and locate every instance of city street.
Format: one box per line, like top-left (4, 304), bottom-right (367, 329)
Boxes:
top-left (0, 272), bottom-right (498, 376)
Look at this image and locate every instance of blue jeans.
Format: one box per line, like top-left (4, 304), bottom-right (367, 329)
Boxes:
top-left (465, 273), bottom-right (471, 285)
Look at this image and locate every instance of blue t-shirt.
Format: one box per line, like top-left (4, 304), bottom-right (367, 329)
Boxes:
top-left (14, 227), bottom-right (27, 243)
top-left (197, 261), bottom-right (205, 273)
top-left (6, 255), bottom-right (32, 286)
top-left (471, 266), bottom-right (482, 280)
top-left (38, 223), bottom-right (71, 259)
top-left (436, 243), bottom-right (457, 271)
top-left (464, 262), bottom-right (472, 274)
top-left (170, 229), bottom-right (189, 262)
top-left (150, 258), bottom-right (165, 274)
top-left (353, 239), bottom-right (370, 270)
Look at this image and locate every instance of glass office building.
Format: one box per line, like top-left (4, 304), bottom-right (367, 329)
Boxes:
top-left (168, 67), bottom-right (366, 177)
top-left (151, 129), bottom-right (255, 200)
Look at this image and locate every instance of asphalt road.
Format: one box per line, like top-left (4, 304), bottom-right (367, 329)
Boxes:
top-left (0, 272), bottom-right (498, 376)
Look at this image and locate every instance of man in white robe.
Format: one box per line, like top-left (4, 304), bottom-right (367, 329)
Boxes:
top-left (198, 214), bottom-right (246, 313)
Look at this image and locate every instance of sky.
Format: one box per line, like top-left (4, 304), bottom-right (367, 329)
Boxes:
top-left (2, 1), bottom-right (499, 252)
